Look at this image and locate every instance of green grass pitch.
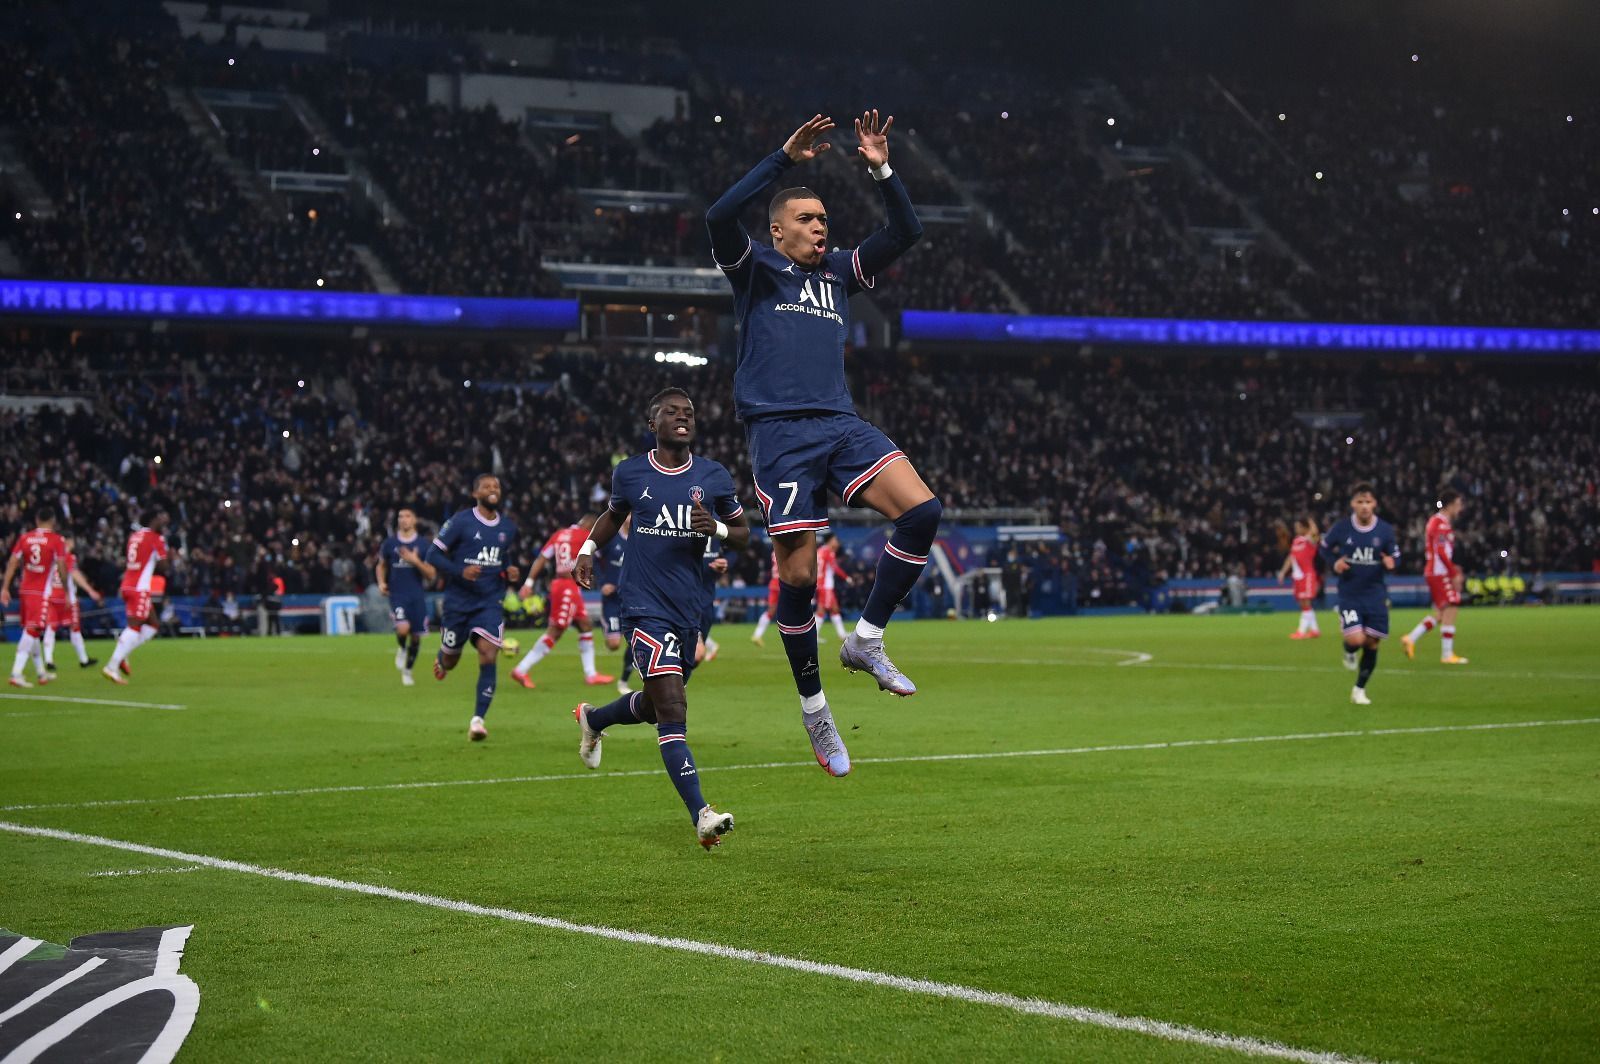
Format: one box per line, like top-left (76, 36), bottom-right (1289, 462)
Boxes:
top-left (3, 607), bottom-right (1597, 1062)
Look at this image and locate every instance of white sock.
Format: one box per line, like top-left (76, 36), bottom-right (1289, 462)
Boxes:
top-left (70, 630), bottom-right (89, 665)
top-left (752, 612), bottom-right (772, 638)
top-left (515, 635), bottom-right (553, 674)
top-left (800, 691), bottom-right (827, 716)
top-left (854, 619), bottom-right (885, 641)
top-left (139, 624), bottom-right (158, 646)
top-left (42, 628), bottom-right (57, 667)
top-left (578, 634), bottom-right (597, 678)
top-left (107, 627), bottom-right (141, 671)
top-left (1406, 617), bottom-right (1434, 643)
top-left (31, 639), bottom-right (46, 676)
top-left (1441, 627), bottom-right (1455, 657)
top-left (1306, 610), bottom-right (1319, 634)
top-left (12, 634), bottom-right (37, 678)
top-left (705, 638), bottom-right (719, 655)
top-left (832, 614), bottom-right (848, 638)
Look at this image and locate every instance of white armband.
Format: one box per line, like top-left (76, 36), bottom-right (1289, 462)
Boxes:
top-left (713, 520), bottom-right (730, 541)
top-left (869, 162), bottom-right (893, 181)
top-left (577, 539), bottom-right (597, 558)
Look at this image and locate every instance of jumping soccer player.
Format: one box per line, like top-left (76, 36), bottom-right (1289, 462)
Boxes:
top-left (103, 510), bottom-right (170, 685)
top-left (377, 507), bottom-right (437, 686)
top-left (1278, 516), bottom-right (1322, 639)
top-left (595, 519), bottom-right (634, 693)
top-left (511, 515), bottom-right (614, 689)
top-left (814, 531), bottom-right (853, 640)
top-left (2, 507), bottom-right (70, 688)
top-left (707, 109), bottom-right (934, 769)
top-left (1321, 483), bottom-right (1400, 705)
top-left (1402, 490), bottom-right (1469, 665)
top-left (427, 475), bottom-right (520, 741)
top-left (572, 387), bottom-right (748, 847)
top-left (42, 533), bottom-right (103, 672)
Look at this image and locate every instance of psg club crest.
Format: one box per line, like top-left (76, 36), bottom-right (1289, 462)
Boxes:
top-left (497, 533), bottom-right (506, 542)
top-left (689, 486), bottom-right (705, 503)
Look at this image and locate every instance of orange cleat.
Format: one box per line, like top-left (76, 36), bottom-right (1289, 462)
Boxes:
top-left (1400, 636), bottom-right (1416, 660)
top-left (584, 673), bottom-right (615, 686)
top-left (432, 657), bottom-right (447, 681)
top-left (1441, 654), bottom-right (1470, 665)
top-left (511, 670), bottom-right (536, 690)
top-left (1288, 632), bottom-right (1308, 640)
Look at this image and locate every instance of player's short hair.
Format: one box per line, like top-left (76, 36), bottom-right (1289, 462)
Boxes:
top-left (34, 504), bottom-right (56, 524)
top-left (140, 508), bottom-right (163, 526)
top-left (472, 473), bottom-right (497, 491)
top-left (1349, 481), bottom-right (1376, 499)
top-left (646, 387), bottom-right (692, 423)
top-left (396, 505), bottom-right (416, 515)
top-left (768, 186), bottom-right (823, 223)
top-left (1437, 489), bottom-right (1460, 508)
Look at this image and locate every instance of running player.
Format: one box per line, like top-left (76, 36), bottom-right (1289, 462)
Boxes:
top-left (103, 510), bottom-right (170, 685)
top-left (2, 506), bottom-right (70, 688)
top-left (707, 110), bottom-right (935, 761)
top-left (1278, 516), bottom-right (1322, 640)
top-left (595, 519), bottom-right (634, 693)
top-left (572, 387), bottom-right (749, 847)
top-left (1321, 483), bottom-right (1400, 705)
top-left (511, 515), bottom-right (614, 689)
top-left (815, 531), bottom-right (853, 640)
top-left (377, 507), bottom-right (437, 686)
top-left (42, 533), bottom-right (103, 672)
top-left (427, 475), bottom-right (520, 741)
top-left (749, 546), bottom-right (781, 647)
top-left (1402, 490), bottom-right (1469, 665)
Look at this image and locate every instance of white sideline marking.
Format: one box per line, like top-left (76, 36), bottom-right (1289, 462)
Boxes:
top-left (0, 693), bottom-right (186, 711)
top-left (962, 658), bottom-right (1600, 681)
top-left (88, 865), bottom-right (203, 878)
top-left (0, 820), bottom-right (1380, 1064)
top-left (5, 717), bottom-right (1595, 814)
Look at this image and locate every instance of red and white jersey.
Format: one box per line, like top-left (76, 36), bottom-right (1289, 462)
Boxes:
top-left (1425, 514), bottom-right (1459, 578)
top-left (47, 550), bottom-right (80, 605)
top-left (121, 528), bottom-right (168, 591)
top-left (9, 528), bottom-right (66, 595)
top-left (766, 549), bottom-right (780, 590)
top-left (541, 525), bottom-right (589, 579)
top-left (818, 544), bottom-right (847, 592)
top-left (1288, 535), bottom-right (1318, 581)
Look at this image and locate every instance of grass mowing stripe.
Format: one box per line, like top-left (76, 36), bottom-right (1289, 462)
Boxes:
top-left (0, 692), bottom-right (187, 710)
top-left (7, 716), bottom-right (1596, 814)
top-left (0, 819), bottom-right (1383, 1064)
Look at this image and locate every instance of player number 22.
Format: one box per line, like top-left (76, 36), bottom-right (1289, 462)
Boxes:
top-left (777, 481), bottom-right (799, 515)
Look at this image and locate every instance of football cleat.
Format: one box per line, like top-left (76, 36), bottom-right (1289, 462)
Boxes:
top-left (395, 646), bottom-right (406, 670)
top-left (36, 672), bottom-right (54, 686)
top-left (469, 715), bottom-right (488, 742)
top-left (1306, 630), bottom-right (1321, 638)
top-left (1441, 654), bottom-right (1470, 665)
top-left (573, 703), bottom-right (602, 769)
top-left (695, 805), bottom-right (735, 850)
top-left (584, 672), bottom-right (615, 686)
top-left (510, 669), bottom-right (536, 690)
top-left (804, 707), bottom-right (852, 777)
top-left (616, 679), bottom-right (632, 695)
top-left (704, 639), bottom-right (720, 662)
top-left (839, 633), bottom-right (916, 696)
top-left (7, 676), bottom-right (31, 688)
top-left (80, 656), bottom-right (99, 668)
top-left (1341, 651), bottom-right (1359, 672)
top-left (43, 660), bottom-right (57, 674)
top-left (101, 667), bottom-right (127, 686)
top-left (1288, 631), bottom-right (1308, 640)
top-left (1350, 686), bottom-right (1372, 706)
top-left (433, 657), bottom-right (447, 681)
top-left (401, 669), bottom-right (415, 687)
top-left (750, 633), bottom-right (764, 648)
top-left (1401, 636), bottom-right (1416, 660)
top-left (119, 660), bottom-right (131, 676)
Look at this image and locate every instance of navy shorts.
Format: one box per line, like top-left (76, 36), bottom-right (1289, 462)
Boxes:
top-left (602, 595), bottom-right (623, 636)
top-left (389, 593), bottom-right (428, 632)
top-left (624, 616), bottom-right (699, 683)
top-left (1337, 597), bottom-right (1389, 640)
top-left (440, 600), bottom-right (503, 653)
top-left (745, 412), bottom-right (906, 535)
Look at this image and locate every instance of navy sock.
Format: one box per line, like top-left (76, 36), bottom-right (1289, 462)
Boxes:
top-left (589, 691), bottom-right (651, 731)
top-left (776, 581), bottom-right (822, 698)
top-left (657, 722), bottom-right (705, 821)
top-left (620, 651), bottom-right (635, 684)
top-left (1357, 647), bottom-right (1378, 688)
top-left (395, 633), bottom-right (407, 648)
top-left (862, 498), bottom-right (942, 628)
top-left (405, 635), bottom-right (421, 669)
top-left (475, 662), bottom-right (496, 717)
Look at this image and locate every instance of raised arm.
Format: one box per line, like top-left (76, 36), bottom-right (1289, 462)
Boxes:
top-left (705, 114), bottom-right (833, 268)
top-left (851, 110), bottom-right (923, 281)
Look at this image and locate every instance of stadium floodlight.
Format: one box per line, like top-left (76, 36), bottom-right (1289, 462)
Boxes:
top-left (154, 456), bottom-right (162, 465)
top-left (1277, 113), bottom-right (1286, 121)
top-left (1106, 117), bottom-right (1115, 126)
top-left (12, 212), bottom-right (19, 219)
top-left (1345, 436), bottom-right (1354, 445)
top-left (1315, 171), bottom-right (1325, 180)
top-left (713, 115), bottom-right (723, 123)
top-left (463, 380), bottom-right (472, 388)
top-left (297, 379), bottom-right (305, 388)
top-left (654, 351), bottom-right (709, 367)
top-left (282, 430), bottom-right (290, 438)
top-left (315, 278), bottom-right (325, 287)
top-left (227, 58), bottom-right (235, 66)
top-left (1001, 111), bottom-right (1009, 119)
top-left (1411, 54), bottom-right (1419, 62)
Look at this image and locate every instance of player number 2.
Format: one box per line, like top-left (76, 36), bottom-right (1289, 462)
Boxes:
top-left (778, 481), bottom-right (799, 515)
top-left (662, 633), bottom-right (681, 660)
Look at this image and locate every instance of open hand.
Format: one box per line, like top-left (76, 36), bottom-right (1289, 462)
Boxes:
top-left (855, 109), bottom-right (894, 168)
top-left (783, 114), bottom-right (835, 164)
top-left (575, 555), bottom-right (595, 590)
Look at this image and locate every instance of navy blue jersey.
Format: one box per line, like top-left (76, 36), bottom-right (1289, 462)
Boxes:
top-left (1321, 515), bottom-right (1400, 600)
top-left (597, 534), bottom-right (627, 593)
top-left (608, 451), bottom-right (743, 630)
top-left (429, 507), bottom-right (518, 607)
top-left (707, 149), bottom-right (921, 422)
top-left (380, 533), bottom-right (428, 597)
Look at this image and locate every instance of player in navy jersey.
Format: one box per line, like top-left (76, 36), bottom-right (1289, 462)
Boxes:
top-left (572, 387), bottom-right (750, 849)
top-left (377, 507), bottom-right (436, 686)
top-left (426, 475), bottom-right (521, 741)
top-left (695, 535), bottom-right (730, 665)
top-left (1320, 482), bottom-right (1400, 705)
top-left (595, 522), bottom-right (634, 693)
top-left (707, 110), bottom-right (938, 763)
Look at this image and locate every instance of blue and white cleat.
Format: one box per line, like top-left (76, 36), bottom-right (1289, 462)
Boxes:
top-left (804, 707), bottom-right (852, 777)
top-left (839, 633), bottom-right (917, 696)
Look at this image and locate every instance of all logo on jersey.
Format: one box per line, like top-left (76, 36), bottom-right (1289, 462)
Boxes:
top-left (635, 504), bottom-right (699, 538)
top-left (797, 277), bottom-right (837, 311)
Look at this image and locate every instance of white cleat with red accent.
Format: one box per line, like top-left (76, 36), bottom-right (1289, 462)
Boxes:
top-left (695, 805), bottom-right (734, 850)
top-left (573, 703), bottom-right (602, 769)
top-left (469, 715), bottom-right (488, 741)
